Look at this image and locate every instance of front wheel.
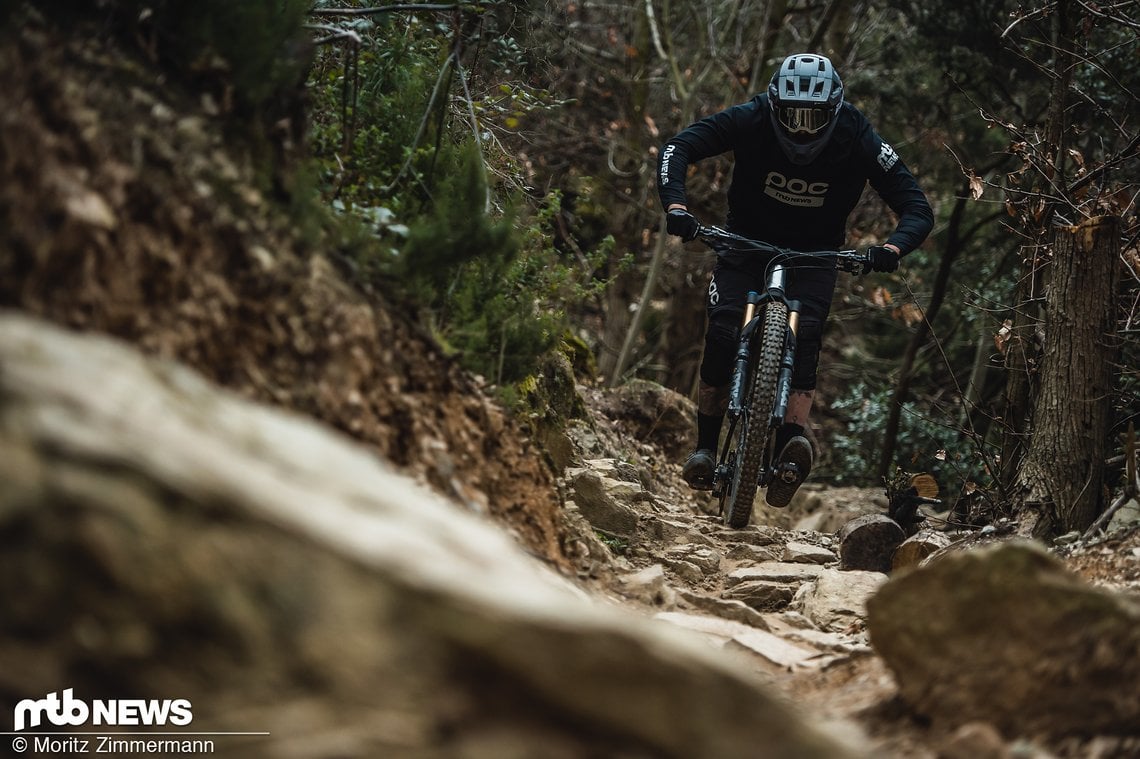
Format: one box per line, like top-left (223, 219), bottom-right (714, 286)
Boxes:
top-left (722, 301), bottom-right (788, 527)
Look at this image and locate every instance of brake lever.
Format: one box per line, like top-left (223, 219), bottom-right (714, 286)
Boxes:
top-left (836, 251), bottom-right (869, 274)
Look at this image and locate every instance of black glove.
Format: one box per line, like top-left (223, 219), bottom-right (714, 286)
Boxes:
top-left (866, 245), bottom-right (900, 273)
top-left (666, 208), bottom-right (699, 242)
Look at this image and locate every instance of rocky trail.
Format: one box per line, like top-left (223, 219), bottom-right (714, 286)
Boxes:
top-left (558, 383), bottom-right (1140, 758)
top-left (5, 309), bottom-right (1140, 759)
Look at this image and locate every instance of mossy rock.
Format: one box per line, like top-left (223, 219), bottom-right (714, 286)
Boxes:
top-left (561, 331), bottom-right (598, 382)
top-left (515, 351), bottom-right (591, 472)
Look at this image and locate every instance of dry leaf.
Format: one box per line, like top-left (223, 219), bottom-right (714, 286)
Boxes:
top-left (871, 286), bottom-right (893, 308)
top-left (1067, 148), bottom-right (1085, 170)
top-left (995, 319), bottom-right (1014, 354)
top-left (893, 302), bottom-right (924, 327)
top-left (1123, 247), bottom-right (1140, 279)
top-left (968, 171), bottom-right (984, 201)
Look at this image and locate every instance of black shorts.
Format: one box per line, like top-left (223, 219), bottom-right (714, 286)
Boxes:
top-left (706, 250), bottom-right (839, 327)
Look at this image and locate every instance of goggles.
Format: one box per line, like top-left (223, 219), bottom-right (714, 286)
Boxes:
top-left (776, 106), bottom-right (832, 135)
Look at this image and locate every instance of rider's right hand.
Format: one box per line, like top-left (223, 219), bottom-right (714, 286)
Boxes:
top-left (666, 208), bottom-right (699, 242)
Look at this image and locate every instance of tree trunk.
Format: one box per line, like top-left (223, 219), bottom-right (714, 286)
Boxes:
top-left (998, 248), bottom-right (1046, 496)
top-left (1001, 0), bottom-right (1076, 499)
top-left (962, 326), bottom-right (998, 443)
top-left (1014, 216), bottom-right (1121, 535)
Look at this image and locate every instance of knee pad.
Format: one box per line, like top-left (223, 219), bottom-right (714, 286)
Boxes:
top-left (699, 312), bottom-right (740, 388)
top-left (792, 317), bottom-right (823, 390)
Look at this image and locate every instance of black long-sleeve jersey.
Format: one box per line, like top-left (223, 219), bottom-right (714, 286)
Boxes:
top-left (657, 94), bottom-right (934, 255)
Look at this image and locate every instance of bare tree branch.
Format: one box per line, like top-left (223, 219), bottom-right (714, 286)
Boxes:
top-left (311, 4), bottom-right (485, 18)
top-left (1075, 0), bottom-right (1140, 30)
top-left (304, 24), bottom-right (362, 46)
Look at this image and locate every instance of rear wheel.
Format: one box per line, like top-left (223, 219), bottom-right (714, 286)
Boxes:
top-left (722, 302), bottom-right (788, 527)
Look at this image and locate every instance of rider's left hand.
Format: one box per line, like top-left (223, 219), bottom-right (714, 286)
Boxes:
top-left (866, 245), bottom-right (900, 273)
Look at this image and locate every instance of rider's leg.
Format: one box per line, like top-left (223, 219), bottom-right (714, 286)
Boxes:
top-left (775, 389), bottom-right (813, 453)
top-left (785, 389), bottom-right (814, 426)
top-left (697, 379), bottom-right (730, 450)
top-left (768, 268), bottom-right (835, 506)
top-left (776, 314), bottom-right (822, 451)
top-left (768, 386), bottom-right (815, 507)
top-left (777, 258), bottom-right (835, 448)
top-left (684, 313), bottom-right (738, 487)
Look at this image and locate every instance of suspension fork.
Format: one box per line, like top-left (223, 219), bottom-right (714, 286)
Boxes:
top-left (762, 263), bottom-right (799, 428)
top-left (771, 302), bottom-right (801, 427)
top-left (728, 290), bottom-right (763, 418)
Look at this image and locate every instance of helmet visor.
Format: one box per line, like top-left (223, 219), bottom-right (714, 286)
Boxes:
top-left (777, 106), bottom-right (831, 135)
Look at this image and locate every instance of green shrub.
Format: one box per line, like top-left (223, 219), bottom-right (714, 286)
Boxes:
top-left (401, 149), bottom-right (614, 385)
top-left (401, 143), bottom-right (516, 297)
top-left (304, 7), bottom-right (616, 387)
top-left (824, 382), bottom-right (990, 489)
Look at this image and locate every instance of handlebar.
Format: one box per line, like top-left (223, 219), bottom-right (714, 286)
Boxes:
top-left (693, 224), bottom-right (871, 275)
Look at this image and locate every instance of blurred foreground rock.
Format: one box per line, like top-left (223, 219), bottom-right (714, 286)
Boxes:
top-left (0, 313), bottom-right (861, 759)
top-left (867, 540), bottom-right (1140, 738)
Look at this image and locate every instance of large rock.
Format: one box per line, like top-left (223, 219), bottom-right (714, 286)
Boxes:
top-left (866, 540), bottom-right (1140, 737)
top-left (654, 613), bottom-right (820, 669)
top-left (795, 568), bottom-right (886, 633)
top-left (727, 562), bottom-right (825, 585)
top-left (565, 468), bottom-right (641, 537)
top-left (723, 580), bottom-right (797, 611)
top-left (0, 313), bottom-right (861, 759)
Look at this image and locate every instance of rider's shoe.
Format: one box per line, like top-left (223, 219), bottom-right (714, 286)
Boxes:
top-left (766, 436), bottom-right (812, 508)
top-left (682, 449), bottom-right (716, 491)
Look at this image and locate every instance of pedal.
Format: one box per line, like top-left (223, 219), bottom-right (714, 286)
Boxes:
top-left (712, 463), bottom-right (731, 497)
top-left (689, 477), bottom-right (714, 492)
top-left (776, 462), bottom-right (802, 484)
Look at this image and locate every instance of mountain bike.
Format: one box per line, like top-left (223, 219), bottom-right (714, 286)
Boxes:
top-left (694, 225), bottom-right (871, 528)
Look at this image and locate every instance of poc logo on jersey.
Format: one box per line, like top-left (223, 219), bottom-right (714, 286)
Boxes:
top-left (877, 142), bottom-right (899, 171)
top-left (764, 172), bottom-right (828, 207)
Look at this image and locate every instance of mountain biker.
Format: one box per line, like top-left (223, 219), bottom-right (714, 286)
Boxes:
top-left (657, 52), bottom-right (933, 507)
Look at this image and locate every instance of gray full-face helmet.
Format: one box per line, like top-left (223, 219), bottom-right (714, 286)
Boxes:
top-left (767, 53), bottom-right (844, 165)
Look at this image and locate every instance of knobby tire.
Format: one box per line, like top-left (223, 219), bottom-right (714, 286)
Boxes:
top-left (723, 302), bottom-right (788, 528)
